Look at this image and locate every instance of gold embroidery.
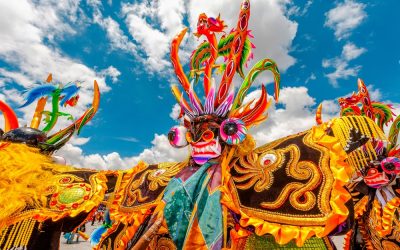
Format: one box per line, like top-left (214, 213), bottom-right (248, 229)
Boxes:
top-left (114, 223), bottom-right (128, 250)
top-left (234, 139), bottom-right (321, 212)
top-left (367, 197), bottom-right (400, 250)
top-left (390, 215), bottom-right (400, 242)
top-left (229, 129), bottom-right (338, 226)
top-left (126, 189), bottom-right (149, 205)
top-left (48, 174), bottom-right (96, 211)
top-left (331, 116), bottom-right (386, 172)
top-left (233, 150), bottom-right (283, 192)
top-left (148, 163), bottom-right (185, 191)
top-left (57, 174), bottom-right (85, 184)
top-left (302, 132), bottom-right (333, 214)
top-left (232, 131), bottom-right (308, 192)
top-left (0, 219), bottom-right (36, 249)
top-left (354, 196), bottom-right (369, 219)
top-left (359, 217), bottom-right (375, 250)
top-left (124, 162), bottom-right (185, 207)
top-left (2, 172), bottom-right (107, 229)
top-left (260, 145), bottom-right (321, 211)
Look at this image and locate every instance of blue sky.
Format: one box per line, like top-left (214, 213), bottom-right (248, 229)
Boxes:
top-left (0, 0), bottom-right (399, 169)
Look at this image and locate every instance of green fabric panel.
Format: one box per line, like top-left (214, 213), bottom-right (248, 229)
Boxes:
top-left (163, 163), bottom-right (223, 249)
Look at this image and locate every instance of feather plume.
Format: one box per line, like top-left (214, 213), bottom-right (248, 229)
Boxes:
top-left (59, 83), bottom-right (80, 107)
top-left (20, 84), bottom-right (57, 108)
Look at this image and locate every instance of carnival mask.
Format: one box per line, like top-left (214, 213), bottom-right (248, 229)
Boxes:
top-left (168, 115), bottom-right (248, 165)
top-left (186, 117), bottom-right (222, 165)
top-left (363, 164), bottom-right (392, 189)
top-left (363, 158), bottom-right (399, 189)
top-left (381, 157), bottom-right (400, 175)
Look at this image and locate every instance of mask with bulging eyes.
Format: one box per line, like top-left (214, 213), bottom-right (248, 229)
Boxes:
top-left (168, 126), bottom-right (188, 148)
top-left (363, 159), bottom-right (397, 189)
top-left (168, 115), bottom-right (248, 165)
top-left (381, 157), bottom-right (400, 175)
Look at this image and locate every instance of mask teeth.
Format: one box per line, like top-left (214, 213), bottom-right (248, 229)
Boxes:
top-left (204, 78), bottom-right (216, 114)
top-left (215, 87), bottom-right (234, 117)
top-left (211, 137), bottom-right (221, 154)
top-left (189, 80), bottom-right (204, 115)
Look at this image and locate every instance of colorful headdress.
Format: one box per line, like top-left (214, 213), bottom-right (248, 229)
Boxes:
top-left (170, 0), bottom-right (280, 130)
top-left (316, 79), bottom-right (398, 175)
top-left (0, 74), bottom-right (100, 153)
top-left (338, 79), bottom-right (395, 130)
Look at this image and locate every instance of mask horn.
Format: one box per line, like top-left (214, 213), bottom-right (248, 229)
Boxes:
top-left (0, 100), bottom-right (19, 132)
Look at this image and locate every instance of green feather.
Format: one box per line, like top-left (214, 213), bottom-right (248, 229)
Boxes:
top-left (189, 33), bottom-right (252, 79)
top-left (371, 102), bottom-right (394, 128)
top-left (388, 115), bottom-right (400, 152)
top-left (341, 107), bottom-right (357, 117)
top-left (237, 39), bottom-right (252, 78)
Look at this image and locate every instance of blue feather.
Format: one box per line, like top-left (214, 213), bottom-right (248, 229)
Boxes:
top-left (90, 226), bottom-right (108, 246)
top-left (60, 83), bottom-right (80, 107)
top-left (90, 210), bottom-right (112, 246)
top-left (19, 84), bottom-right (57, 108)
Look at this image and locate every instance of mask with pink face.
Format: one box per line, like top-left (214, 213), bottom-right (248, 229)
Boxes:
top-left (168, 115), bottom-right (247, 165)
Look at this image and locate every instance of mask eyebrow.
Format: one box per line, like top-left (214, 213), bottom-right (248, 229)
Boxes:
top-left (208, 122), bottom-right (220, 128)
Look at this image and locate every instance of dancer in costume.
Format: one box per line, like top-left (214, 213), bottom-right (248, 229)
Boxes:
top-left (317, 80), bottom-right (400, 250)
top-left (0, 75), bottom-right (116, 249)
top-left (0, 1), bottom-right (394, 250)
top-left (93, 1), bottom-right (387, 249)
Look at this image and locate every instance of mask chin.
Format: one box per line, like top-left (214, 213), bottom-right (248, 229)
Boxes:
top-left (192, 156), bottom-right (212, 165)
top-left (190, 138), bottom-right (222, 165)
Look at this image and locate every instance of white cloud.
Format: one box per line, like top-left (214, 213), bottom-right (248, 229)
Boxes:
top-left (342, 42), bottom-right (366, 61)
top-left (285, 0), bottom-right (313, 17)
top-left (0, 69), bottom-right (35, 87)
top-left (115, 137), bottom-right (139, 143)
top-left (369, 88), bottom-right (382, 101)
top-left (70, 136), bottom-right (91, 146)
top-left (156, 0), bottom-right (186, 37)
top-left (320, 99), bottom-right (340, 115)
top-left (120, 0), bottom-right (185, 72)
top-left (98, 17), bottom-right (137, 53)
top-left (100, 66), bottom-right (121, 83)
top-left (323, 1), bottom-right (368, 87)
top-left (0, 0), bottom-right (120, 138)
top-left (56, 143), bottom-right (133, 170)
top-left (57, 133), bottom-right (188, 170)
top-left (127, 134), bottom-right (188, 165)
top-left (0, 0), bottom-right (103, 90)
top-left (325, 0), bottom-right (367, 40)
top-left (323, 62), bottom-right (361, 87)
top-left (322, 42), bottom-right (366, 87)
top-left (170, 103), bottom-right (181, 120)
top-left (89, 1), bottom-right (138, 58)
top-left (305, 72), bottom-right (316, 83)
